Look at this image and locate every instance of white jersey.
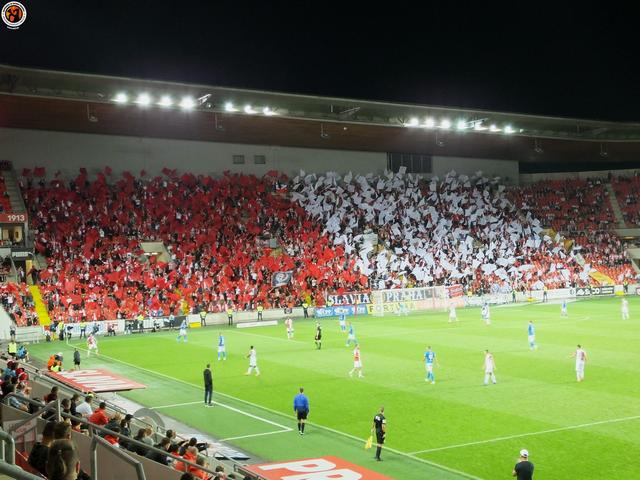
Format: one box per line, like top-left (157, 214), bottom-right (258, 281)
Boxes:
top-left (482, 305), bottom-right (490, 319)
top-left (575, 348), bottom-right (586, 367)
top-left (249, 349), bottom-right (257, 366)
top-left (484, 353), bottom-right (495, 373)
top-left (285, 318), bottom-right (293, 331)
top-left (449, 306), bottom-right (457, 319)
top-left (622, 300), bottom-right (629, 313)
top-left (87, 336), bottom-right (98, 349)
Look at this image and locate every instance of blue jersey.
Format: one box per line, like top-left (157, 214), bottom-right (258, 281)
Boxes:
top-left (562, 300), bottom-right (567, 309)
top-left (218, 335), bottom-right (225, 347)
top-left (528, 323), bottom-right (535, 336)
top-left (180, 320), bottom-right (187, 330)
top-left (424, 351), bottom-right (436, 364)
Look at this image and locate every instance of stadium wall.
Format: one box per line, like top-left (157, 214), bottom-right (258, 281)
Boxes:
top-left (0, 127), bottom-right (387, 177)
top-left (432, 156), bottom-right (520, 184)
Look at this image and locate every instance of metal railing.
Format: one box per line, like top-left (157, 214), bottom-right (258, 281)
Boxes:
top-left (91, 435), bottom-right (146, 480)
top-left (0, 427), bottom-right (42, 480)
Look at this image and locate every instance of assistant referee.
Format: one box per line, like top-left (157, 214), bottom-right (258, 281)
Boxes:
top-left (293, 387), bottom-right (309, 435)
top-left (372, 406), bottom-right (386, 461)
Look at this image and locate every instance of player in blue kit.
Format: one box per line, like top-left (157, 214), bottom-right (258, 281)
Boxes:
top-left (346, 322), bottom-right (357, 347)
top-left (561, 299), bottom-right (568, 317)
top-left (424, 346), bottom-right (439, 384)
top-left (176, 319), bottom-right (188, 342)
top-left (217, 333), bottom-right (227, 360)
top-left (339, 314), bottom-right (347, 332)
top-left (528, 321), bottom-right (537, 350)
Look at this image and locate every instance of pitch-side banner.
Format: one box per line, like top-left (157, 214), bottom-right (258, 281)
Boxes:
top-left (328, 291), bottom-right (372, 305)
top-left (46, 369), bottom-right (146, 393)
top-left (241, 456), bottom-right (393, 480)
top-left (315, 305), bottom-right (369, 318)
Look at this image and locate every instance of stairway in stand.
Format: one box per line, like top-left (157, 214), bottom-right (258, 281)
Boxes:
top-left (28, 284), bottom-right (51, 326)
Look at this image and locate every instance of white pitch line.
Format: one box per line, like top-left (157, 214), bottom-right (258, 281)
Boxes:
top-left (151, 401), bottom-right (204, 410)
top-left (219, 429), bottom-right (292, 442)
top-left (410, 415), bottom-right (640, 455)
top-left (71, 346), bottom-right (291, 431)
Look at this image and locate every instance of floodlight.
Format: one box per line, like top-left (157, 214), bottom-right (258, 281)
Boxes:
top-left (180, 96), bottom-right (196, 110)
top-left (489, 124), bottom-right (501, 132)
top-left (113, 92), bottom-right (128, 104)
top-left (474, 122), bottom-right (487, 131)
top-left (440, 119), bottom-right (451, 130)
top-left (407, 117), bottom-right (419, 127)
top-left (504, 125), bottom-right (515, 134)
top-left (263, 107), bottom-right (276, 116)
top-left (158, 95), bottom-right (173, 107)
top-left (225, 102), bottom-right (238, 112)
top-left (136, 93), bottom-right (151, 106)
top-left (244, 105), bottom-right (257, 114)
top-left (456, 120), bottom-right (467, 130)
top-left (424, 118), bottom-right (435, 128)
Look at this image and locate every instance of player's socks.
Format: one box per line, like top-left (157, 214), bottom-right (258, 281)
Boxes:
top-left (297, 422), bottom-right (301, 432)
top-left (375, 447), bottom-right (382, 460)
top-left (301, 423), bottom-right (305, 433)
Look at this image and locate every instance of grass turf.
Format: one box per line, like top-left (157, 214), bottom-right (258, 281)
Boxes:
top-left (28, 295), bottom-right (640, 479)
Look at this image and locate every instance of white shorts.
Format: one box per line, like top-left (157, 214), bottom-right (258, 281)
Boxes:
top-left (449, 314), bottom-right (456, 319)
top-left (287, 328), bottom-right (294, 333)
top-left (218, 346), bottom-right (226, 353)
top-left (353, 360), bottom-right (362, 368)
top-left (339, 320), bottom-right (346, 326)
top-left (528, 335), bottom-right (535, 343)
top-left (249, 362), bottom-right (257, 368)
top-left (576, 362), bottom-right (585, 374)
top-left (622, 309), bottom-right (629, 315)
top-left (485, 369), bottom-right (494, 374)
top-left (179, 329), bottom-right (187, 336)
top-left (347, 334), bottom-right (355, 341)
top-left (426, 364), bottom-right (433, 373)
top-left (88, 344), bottom-right (97, 350)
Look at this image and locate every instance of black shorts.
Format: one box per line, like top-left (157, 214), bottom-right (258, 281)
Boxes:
top-left (74, 360), bottom-right (81, 366)
top-left (376, 430), bottom-right (385, 444)
top-left (296, 410), bottom-right (308, 420)
top-left (315, 335), bottom-right (322, 341)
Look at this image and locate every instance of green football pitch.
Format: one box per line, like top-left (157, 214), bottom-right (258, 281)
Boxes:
top-left (28, 296), bottom-right (640, 479)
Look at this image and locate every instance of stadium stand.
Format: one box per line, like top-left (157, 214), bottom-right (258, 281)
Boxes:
top-left (510, 178), bottom-right (616, 233)
top-left (612, 174), bottom-right (640, 227)
top-left (5, 167), bottom-right (636, 326)
top-left (22, 169), bottom-right (365, 322)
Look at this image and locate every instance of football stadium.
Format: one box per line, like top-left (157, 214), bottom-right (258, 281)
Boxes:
top-left (1, 7), bottom-right (640, 480)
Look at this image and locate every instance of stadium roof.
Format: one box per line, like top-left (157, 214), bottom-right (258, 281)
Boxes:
top-left (2, 64), bottom-right (640, 166)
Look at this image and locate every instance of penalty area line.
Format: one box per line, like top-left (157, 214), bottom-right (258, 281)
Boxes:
top-left (410, 414), bottom-right (640, 455)
top-left (219, 429), bottom-right (292, 442)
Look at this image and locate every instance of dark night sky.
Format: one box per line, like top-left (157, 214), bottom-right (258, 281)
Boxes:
top-left (1, 2), bottom-right (638, 121)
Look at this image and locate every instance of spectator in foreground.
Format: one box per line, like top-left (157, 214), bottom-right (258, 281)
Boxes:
top-left (46, 439), bottom-right (80, 480)
top-left (28, 420), bottom-right (56, 476)
top-left (512, 449), bottom-right (534, 480)
top-left (88, 401), bottom-right (109, 426)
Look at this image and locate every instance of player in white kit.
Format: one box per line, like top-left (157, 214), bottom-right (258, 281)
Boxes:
top-left (87, 333), bottom-right (99, 357)
top-left (349, 344), bottom-right (364, 378)
top-left (245, 346), bottom-right (260, 376)
top-left (448, 305), bottom-right (457, 323)
top-left (481, 303), bottom-right (491, 326)
top-left (176, 319), bottom-right (188, 342)
top-left (285, 317), bottom-right (294, 339)
top-left (571, 345), bottom-right (587, 382)
top-left (621, 298), bottom-right (630, 320)
top-left (483, 350), bottom-right (497, 385)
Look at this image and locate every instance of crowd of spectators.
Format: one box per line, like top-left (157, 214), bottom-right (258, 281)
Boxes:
top-left (510, 177), bottom-right (616, 233)
top-left (612, 173), bottom-right (640, 226)
top-left (1, 366), bottom-right (232, 479)
top-left (0, 281), bottom-right (38, 326)
top-left (4, 168), bottom-right (636, 326)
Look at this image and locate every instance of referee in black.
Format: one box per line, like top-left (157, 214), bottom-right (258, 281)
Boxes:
top-left (372, 406), bottom-right (386, 461)
top-left (203, 364), bottom-right (213, 407)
